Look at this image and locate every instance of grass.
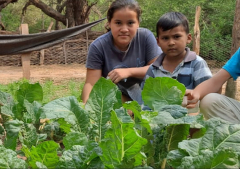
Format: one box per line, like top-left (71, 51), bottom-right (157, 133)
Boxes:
top-left (0, 79), bottom-right (85, 104)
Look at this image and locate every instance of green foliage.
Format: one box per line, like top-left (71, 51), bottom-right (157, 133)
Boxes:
top-left (22, 140), bottom-right (59, 168)
top-left (0, 146), bottom-right (27, 168)
top-left (1, 77), bottom-right (240, 168)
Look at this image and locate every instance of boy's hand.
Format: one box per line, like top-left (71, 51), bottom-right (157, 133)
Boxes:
top-left (108, 68), bottom-right (129, 84)
top-left (185, 89), bottom-right (200, 108)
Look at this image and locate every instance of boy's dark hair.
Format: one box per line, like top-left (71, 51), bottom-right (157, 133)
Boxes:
top-left (105, 0), bottom-right (141, 31)
top-left (156, 12), bottom-right (189, 37)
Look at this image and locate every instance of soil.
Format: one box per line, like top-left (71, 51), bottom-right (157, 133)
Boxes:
top-left (0, 64), bottom-right (87, 85)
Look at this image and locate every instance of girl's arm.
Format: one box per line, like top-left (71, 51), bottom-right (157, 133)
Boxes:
top-left (107, 57), bottom-right (157, 83)
top-left (81, 68), bottom-right (102, 104)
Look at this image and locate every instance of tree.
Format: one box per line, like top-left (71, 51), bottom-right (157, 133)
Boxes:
top-left (225, 0), bottom-right (240, 98)
top-left (0, 0), bottom-right (17, 11)
top-left (1, 0), bottom-right (103, 28)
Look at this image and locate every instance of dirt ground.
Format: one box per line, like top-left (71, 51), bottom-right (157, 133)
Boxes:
top-left (0, 64), bottom-right (87, 85)
top-left (0, 64), bottom-right (239, 100)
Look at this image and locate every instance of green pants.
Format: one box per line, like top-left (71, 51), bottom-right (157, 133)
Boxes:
top-left (200, 93), bottom-right (240, 124)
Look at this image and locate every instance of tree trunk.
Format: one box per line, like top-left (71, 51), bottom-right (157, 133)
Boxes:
top-left (66, 0), bottom-right (75, 27)
top-left (55, 0), bottom-right (65, 30)
top-left (225, 0), bottom-right (240, 98)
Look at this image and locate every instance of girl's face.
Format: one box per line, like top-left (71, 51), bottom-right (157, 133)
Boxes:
top-left (109, 7), bottom-right (139, 51)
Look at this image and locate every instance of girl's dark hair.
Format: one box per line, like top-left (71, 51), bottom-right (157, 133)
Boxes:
top-left (156, 12), bottom-right (189, 37)
top-left (105, 0), bottom-right (141, 31)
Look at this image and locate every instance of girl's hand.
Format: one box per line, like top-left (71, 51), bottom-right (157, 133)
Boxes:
top-left (185, 89), bottom-right (200, 108)
top-left (108, 68), bottom-right (130, 83)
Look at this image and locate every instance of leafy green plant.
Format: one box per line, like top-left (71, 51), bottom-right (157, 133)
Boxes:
top-left (0, 77), bottom-right (240, 168)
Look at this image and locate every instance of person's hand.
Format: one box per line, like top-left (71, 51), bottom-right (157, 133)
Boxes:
top-left (184, 89), bottom-right (200, 108)
top-left (108, 68), bottom-right (130, 84)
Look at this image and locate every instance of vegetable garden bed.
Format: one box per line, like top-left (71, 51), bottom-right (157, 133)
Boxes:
top-left (0, 77), bottom-right (239, 168)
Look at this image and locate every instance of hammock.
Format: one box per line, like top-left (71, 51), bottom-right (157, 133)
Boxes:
top-left (0, 18), bottom-right (106, 55)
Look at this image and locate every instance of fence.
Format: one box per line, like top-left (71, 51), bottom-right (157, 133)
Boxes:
top-left (0, 33), bottom-right (233, 69)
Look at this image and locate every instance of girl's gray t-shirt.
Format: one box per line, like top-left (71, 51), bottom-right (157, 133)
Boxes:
top-left (86, 28), bottom-right (162, 101)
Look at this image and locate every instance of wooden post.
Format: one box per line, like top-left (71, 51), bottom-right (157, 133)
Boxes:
top-left (63, 41), bottom-right (67, 64)
top-left (40, 50), bottom-right (45, 65)
top-left (40, 21), bottom-right (54, 65)
top-left (20, 24), bottom-right (31, 79)
top-left (193, 6), bottom-right (201, 55)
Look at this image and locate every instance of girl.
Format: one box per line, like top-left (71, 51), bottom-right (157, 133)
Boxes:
top-left (81, 0), bottom-right (162, 104)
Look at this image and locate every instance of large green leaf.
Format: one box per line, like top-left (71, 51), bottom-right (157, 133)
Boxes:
top-left (160, 105), bottom-right (188, 119)
top-left (85, 77), bottom-right (119, 141)
top-left (16, 82), bottom-right (43, 104)
top-left (63, 132), bottom-right (88, 150)
top-left (22, 140), bottom-right (59, 168)
top-left (4, 119), bottom-right (23, 150)
top-left (165, 124), bottom-right (190, 152)
top-left (0, 146), bottom-right (27, 168)
top-left (167, 118), bottom-right (240, 168)
top-left (19, 123), bottom-right (45, 148)
top-left (151, 111), bottom-right (203, 126)
top-left (123, 101), bottom-right (152, 134)
top-left (100, 109), bottom-right (147, 168)
top-left (40, 96), bottom-right (89, 133)
top-left (23, 100), bottom-right (42, 124)
top-left (58, 142), bottom-right (102, 168)
top-left (0, 90), bottom-right (15, 119)
top-left (142, 77), bottom-right (185, 111)
top-left (123, 101), bottom-right (155, 166)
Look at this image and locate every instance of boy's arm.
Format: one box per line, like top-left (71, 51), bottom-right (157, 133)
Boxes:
top-left (186, 69), bottom-right (231, 108)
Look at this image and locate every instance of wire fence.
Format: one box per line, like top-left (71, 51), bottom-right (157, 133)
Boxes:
top-left (0, 32), bottom-right (232, 70)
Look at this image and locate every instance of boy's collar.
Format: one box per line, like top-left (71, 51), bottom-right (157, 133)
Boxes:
top-left (152, 47), bottom-right (197, 67)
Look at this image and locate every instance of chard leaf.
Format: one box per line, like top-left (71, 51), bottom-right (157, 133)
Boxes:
top-left (0, 146), bottom-right (27, 168)
top-left (58, 118), bottom-right (71, 134)
top-left (22, 140), bottom-right (59, 168)
top-left (20, 123), bottom-right (46, 148)
top-left (87, 157), bottom-right (104, 169)
top-left (142, 77), bottom-right (185, 111)
top-left (85, 77), bottom-right (119, 142)
top-left (151, 111), bottom-right (202, 126)
top-left (100, 109), bottom-right (147, 168)
top-left (167, 118), bottom-right (240, 168)
top-left (24, 100), bottom-right (42, 124)
top-left (16, 82), bottom-right (43, 104)
top-left (0, 90), bottom-right (15, 118)
top-left (166, 124), bottom-right (190, 152)
top-left (123, 101), bottom-right (152, 134)
top-left (123, 101), bottom-right (155, 166)
top-left (63, 132), bottom-right (88, 150)
top-left (113, 90), bottom-right (122, 110)
top-left (160, 105), bottom-right (187, 119)
top-left (36, 162), bottom-right (47, 168)
top-left (58, 143), bottom-right (102, 168)
top-left (4, 119), bottom-right (23, 150)
top-left (40, 96), bottom-right (89, 133)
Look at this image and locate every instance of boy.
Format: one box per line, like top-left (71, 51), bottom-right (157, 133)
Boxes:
top-left (141, 12), bottom-right (212, 111)
top-left (143, 12), bottom-right (212, 90)
top-left (186, 48), bottom-right (240, 124)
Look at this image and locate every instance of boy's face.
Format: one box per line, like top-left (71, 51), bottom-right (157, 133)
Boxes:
top-left (157, 25), bottom-right (192, 58)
